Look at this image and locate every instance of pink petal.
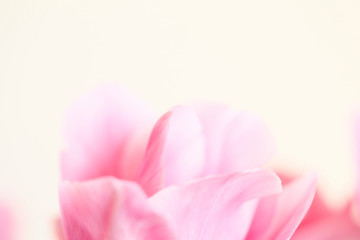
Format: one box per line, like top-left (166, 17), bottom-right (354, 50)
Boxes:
top-left (61, 85), bottom-right (155, 181)
top-left (277, 173), bottom-right (332, 226)
top-left (246, 172), bottom-right (317, 240)
top-left (139, 104), bottom-right (275, 196)
top-left (149, 170), bottom-right (282, 240)
top-left (192, 104), bottom-right (275, 175)
top-left (138, 107), bottom-right (205, 195)
top-left (59, 177), bottom-right (177, 240)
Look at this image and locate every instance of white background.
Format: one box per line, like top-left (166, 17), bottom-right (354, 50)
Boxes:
top-left (1, 0), bottom-right (360, 238)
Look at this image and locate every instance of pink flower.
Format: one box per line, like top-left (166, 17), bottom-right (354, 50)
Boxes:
top-left (58, 85), bottom-right (317, 240)
top-left (60, 85), bottom-right (274, 195)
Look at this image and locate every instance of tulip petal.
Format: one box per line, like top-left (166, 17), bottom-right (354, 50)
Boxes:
top-left (246, 173), bottom-right (317, 240)
top-left (59, 177), bottom-right (177, 240)
top-left (149, 170), bottom-right (282, 240)
top-left (138, 107), bottom-right (205, 195)
top-left (278, 173), bottom-right (332, 225)
top-left (61, 85), bottom-right (155, 181)
top-left (192, 104), bottom-right (275, 175)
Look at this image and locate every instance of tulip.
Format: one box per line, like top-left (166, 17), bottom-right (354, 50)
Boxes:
top-left (58, 85), bottom-right (316, 240)
top-left (61, 85), bottom-right (274, 196)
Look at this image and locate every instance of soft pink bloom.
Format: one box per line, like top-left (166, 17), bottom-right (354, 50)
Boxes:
top-left (61, 85), bottom-right (274, 195)
top-left (58, 85), bottom-right (317, 240)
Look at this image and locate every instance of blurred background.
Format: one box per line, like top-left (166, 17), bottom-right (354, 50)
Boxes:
top-left (0, 0), bottom-right (360, 238)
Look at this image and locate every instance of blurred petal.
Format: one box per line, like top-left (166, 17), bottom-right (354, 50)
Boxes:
top-left (61, 85), bottom-right (155, 181)
top-left (59, 177), bottom-right (177, 240)
top-left (291, 209), bottom-right (360, 240)
top-left (246, 173), bottom-right (317, 240)
top-left (138, 107), bottom-right (205, 195)
top-left (54, 218), bottom-right (65, 240)
top-left (0, 201), bottom-right (14, 240)
top-left (192, 104), bottom-right (275, 175)
top-left (354, 113), bottom-right (360, 208)
top-left (150, 170), bottom-right (282, 240)
top-left (278, 173), bottom-right (332, 225)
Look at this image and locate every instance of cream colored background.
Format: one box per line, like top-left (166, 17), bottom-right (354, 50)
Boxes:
top-left (0, 0), bottom-right (360, 239)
